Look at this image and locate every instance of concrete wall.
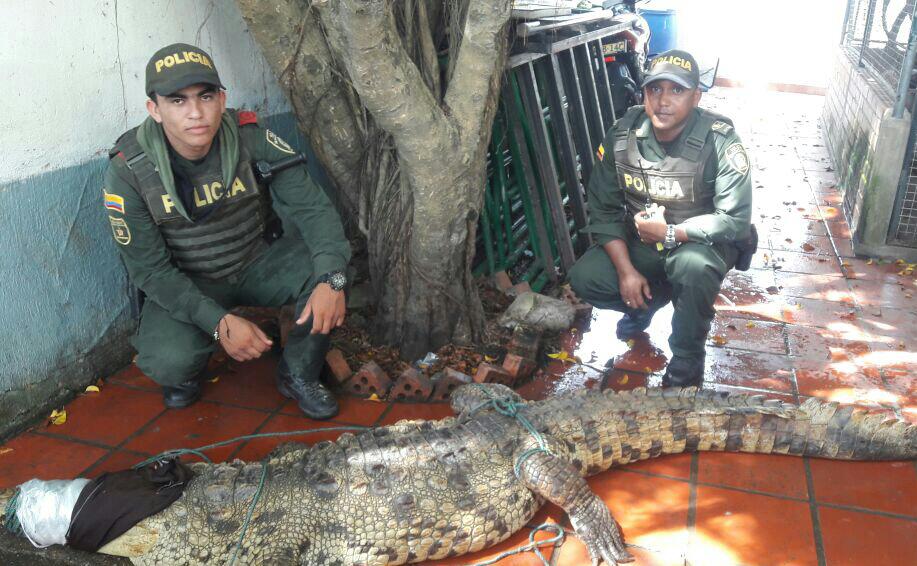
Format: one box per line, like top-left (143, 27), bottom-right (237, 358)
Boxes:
top-left (0, 0), bottom-right (299, 438)
top-left (822, 48), bottom-right (916, 261)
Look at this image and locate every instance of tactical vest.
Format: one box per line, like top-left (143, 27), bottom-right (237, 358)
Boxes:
top-left (612, 106), bottom-right (731, 225)
top-left (110, 113), bottom-right (268, 280)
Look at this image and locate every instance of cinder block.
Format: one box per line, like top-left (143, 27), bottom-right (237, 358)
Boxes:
top-left (431, 368), bottom-right (473, 402)
top-left (473, 363), bottom-right (515, 387)
top-left (389, 367), bottom-right (433, 401)
top-left (502, 354), bottom-right (536, 381)
top-left (508, 326), bottom-right (541, 359)
top-left (493, 271), bottom-right (513, 291)
top-left (325, 349), bottom-right (353, 385)
top-left (346, 361), bottom-right (391, 397)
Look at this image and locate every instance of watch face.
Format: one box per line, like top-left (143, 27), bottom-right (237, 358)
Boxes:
top-left (329, 272), bottom-right (347, 290)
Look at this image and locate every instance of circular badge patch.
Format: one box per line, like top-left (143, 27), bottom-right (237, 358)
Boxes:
top-left (725, 143), bottom-right (749, 176)
top-left (266, 130), bottom-right (295, 154)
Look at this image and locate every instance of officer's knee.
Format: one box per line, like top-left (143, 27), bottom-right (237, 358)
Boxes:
top-left (667, 249), bottom-right (724, 290)
top-left (135, 345), bottom-right (210, 385)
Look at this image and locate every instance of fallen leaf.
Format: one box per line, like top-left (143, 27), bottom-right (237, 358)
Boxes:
top-left (49, 409), bottom-right (67, 426)
top-left (368, 393), bottom-right (381, 402)
top-left (765, 286), bottom-right (780, 295)
top-left (643, 367), bottom-right (653, 373)
top-left (745, 321), bottom-right (756, 328)
top-left (547, 351), bottom-right (571, 361)
top-left (618, 375), bottom-right (629, 385)
top-left (801, 243), bottom-right (816, 252)
top-left (895, 259), bottom-right (905, 265)
top-left (711, 335), bottom-right (729, 346)
top-left (841, 261), bottom-right (852, 267)
top-left (838, 311), bottom-right (856, 321)
top-left (84, 385), bottom-right (100, 393)
top-left (0, 448), bottom-right (13, 456)
top-left (484, 355), bottom-right (496, 362)
top-left (866, 258), bottom-right (874, 265)
top-left (208, 376), bottom-right (220, 383)
top-left (625, 339), bottom-right (635, 349)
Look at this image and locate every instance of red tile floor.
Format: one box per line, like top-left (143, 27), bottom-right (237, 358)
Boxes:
top-left (2, 88), bottom-right (916, 564)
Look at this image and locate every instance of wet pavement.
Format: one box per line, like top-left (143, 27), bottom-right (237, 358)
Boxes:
top-left (2, 87), bottom-right (916, 565)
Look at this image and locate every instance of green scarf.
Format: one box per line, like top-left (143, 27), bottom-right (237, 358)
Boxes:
top-left (136, 112), bottom-right (240, 221)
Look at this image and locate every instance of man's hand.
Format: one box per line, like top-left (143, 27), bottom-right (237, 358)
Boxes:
top-left (297, 283), bottom-right (346, 334)
top-left (218, 314), bottom-right (273, 362)
top-left (619, 269), bottom-right (653, 310)
top-left (634, 205), bottom-right (668, 243)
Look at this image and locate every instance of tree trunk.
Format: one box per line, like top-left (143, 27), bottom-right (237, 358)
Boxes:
top-left (237, 0), bottom-right (512, 359)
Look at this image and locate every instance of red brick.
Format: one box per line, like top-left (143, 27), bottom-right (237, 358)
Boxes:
top-left (345, 361), bottom-right (391, 397)
top-left (493, 271), bottom-right (513, 291)
top-left (388, 367), bottom-right (433, 402)
top-left (508, 326), bottom-right (541, 359)
top-left (325, 349), bottom-right (353, 385)
top-left (474, 363), bottom-right (515, 387)
top-left (431, 368), bottom-right (473, 401)
top-left (503, 353), bottom-right (537, 380)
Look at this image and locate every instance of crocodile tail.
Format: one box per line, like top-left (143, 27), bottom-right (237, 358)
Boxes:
top-left (795, 397), bottom-right (916, 461)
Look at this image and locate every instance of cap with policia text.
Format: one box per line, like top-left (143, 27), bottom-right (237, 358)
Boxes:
top-left (642, 49), bottom-right (700, 90)
top-left (145, 43), bottom-right (225, 98)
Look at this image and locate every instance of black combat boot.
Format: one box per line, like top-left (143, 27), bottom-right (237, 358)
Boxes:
top-left (162, 378), bottom-right (202, 409)
top-left (276, 333), bottom-right (339, 420)
top-left (661, 354), bottom-right (705, 388)
top-left (615, 281), bottom-right (673, 340)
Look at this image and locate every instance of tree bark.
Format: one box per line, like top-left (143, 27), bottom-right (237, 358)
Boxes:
top-left (238, 0), bottom-right (513, 359)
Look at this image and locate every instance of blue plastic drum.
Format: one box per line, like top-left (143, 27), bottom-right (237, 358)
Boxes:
top-left (639, 8), bottom-right (678, 57)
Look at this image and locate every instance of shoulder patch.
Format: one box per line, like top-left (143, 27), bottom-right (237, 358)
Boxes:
top-left (266, 129), bottom-right (295, 154)
top-left (103, 191), bottom-right (125, 214)
top-left (597, 143), bottom-right (605, 161)
top-left (725, 143), bottom-right (749, 176)
top-left (238, 111), bottom-right (258, 126)
top-left (109, 216), bottom-right (131, 245)
top-left (711, 121), bottom-right (734, 135)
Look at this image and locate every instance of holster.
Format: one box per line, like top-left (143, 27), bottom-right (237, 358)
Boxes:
top-left (733, 224), bottom-right (758, 272)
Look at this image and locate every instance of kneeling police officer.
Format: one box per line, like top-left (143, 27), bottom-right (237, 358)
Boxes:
top-left (102, 43), bottom-right (350, 418)
top-left (569, 49), bottom-right (754, 387)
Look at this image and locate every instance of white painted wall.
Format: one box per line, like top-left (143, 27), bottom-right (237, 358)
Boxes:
top-left (642, 0), bottom-right (847, 88)
top-left (0, 0), bottom-right (291, 185)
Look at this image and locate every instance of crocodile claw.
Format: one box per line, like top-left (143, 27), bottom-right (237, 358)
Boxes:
top-left (571, 496), bottom-right (635, 565)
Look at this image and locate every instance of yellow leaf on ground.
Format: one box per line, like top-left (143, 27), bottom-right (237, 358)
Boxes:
top-left (209, 376), bottom-right (220, 383)
top-left (841, 261), bottom-right (851, 267)
top-left (84, 385), bottom-right (100, 393)
top-left (49, 409), bottom-right (67, 426)
top-left (711, 335), bottom-right (729, 346)
top-left (484, 355), bottom-right (496, 362)
top-left (866, 258), bottom-right (874, 265)
top-left (547, 351), bottom-right (571, 361)
top-left (745, 321), bottom-right (756, 328)
top-left (618, 375), bottom-right (629, 385)
top-left (368, 393), bottom-right (381, 402)
top-left (0, 448), bottom-right (13, 456)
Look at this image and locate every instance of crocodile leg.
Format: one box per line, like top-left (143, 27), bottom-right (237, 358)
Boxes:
top-left (515, 442), bottom-right (634, 566)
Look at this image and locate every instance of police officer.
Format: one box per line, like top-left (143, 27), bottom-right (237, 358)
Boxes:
top-left (569, 49), bottom-right (752, 387)
top-left (102, 43), bottom-right (351, 418)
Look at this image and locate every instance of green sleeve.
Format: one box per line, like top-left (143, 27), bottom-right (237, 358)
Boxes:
top-left (103, 159), bottom-right (228, 332)
top-left (583, 132), bottom-right (629, 245)
top-left (244, 126), bottom-right (351, 276)
top-left (681, 130), bottom-right (753, 244)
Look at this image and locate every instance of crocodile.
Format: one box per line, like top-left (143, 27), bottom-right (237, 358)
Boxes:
top-left (4, 384), bottom-right (916, 565)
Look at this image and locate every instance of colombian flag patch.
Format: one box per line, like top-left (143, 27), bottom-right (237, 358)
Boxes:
top-left (104, 191), bottom-right (125, 214)
top-left (596, 144), bottom-right (605, 161)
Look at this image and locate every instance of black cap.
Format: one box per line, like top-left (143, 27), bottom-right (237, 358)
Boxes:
top-left (642, 49), bottom-right (700, 90)
top-left (145, 43), bottom-right (224, 97)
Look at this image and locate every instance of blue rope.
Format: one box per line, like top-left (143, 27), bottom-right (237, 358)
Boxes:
top-left (467, 523), bottom-right (566, 566)
top-left (3, 488), bottom-right (22, 536)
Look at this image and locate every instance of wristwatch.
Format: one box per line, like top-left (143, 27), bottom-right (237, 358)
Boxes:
top-left (318, 270), bottom-right (347, 291)
top-left (663, 224), bottom-right (679, 249)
